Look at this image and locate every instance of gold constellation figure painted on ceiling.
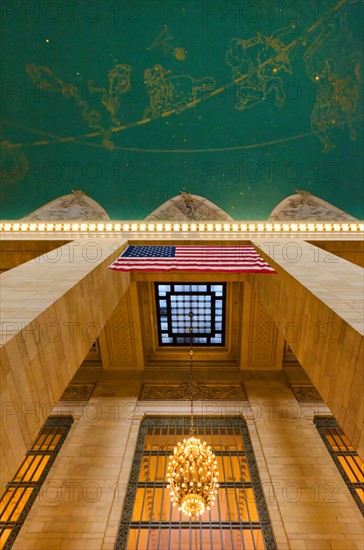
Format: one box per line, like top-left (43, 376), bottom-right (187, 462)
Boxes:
top-left (147, 25), bottom-right (187, 61)
top-left (226, 25), bottom-right (303, 110)
top-left (303, 24), bottom-right (360, 152)
top-left (26, 63), bottom-right (132, 150)
top-left (143, 65), bottom-right (216, 119)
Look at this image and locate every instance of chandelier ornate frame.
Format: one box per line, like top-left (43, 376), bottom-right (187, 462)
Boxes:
top-left (167, 312), bottom-right (219, 517)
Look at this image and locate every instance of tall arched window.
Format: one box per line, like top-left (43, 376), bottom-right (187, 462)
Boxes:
top-left (116, 416), bottom-right (275, 549)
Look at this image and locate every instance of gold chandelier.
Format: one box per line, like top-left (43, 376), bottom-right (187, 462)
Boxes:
top-left (167, 312), bottom-right (219, 517)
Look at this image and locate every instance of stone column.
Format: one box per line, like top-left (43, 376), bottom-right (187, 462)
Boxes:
top-left (250, 238), bottom-right (363, 458)
top-left (0, 239), bottom-right (130, 486)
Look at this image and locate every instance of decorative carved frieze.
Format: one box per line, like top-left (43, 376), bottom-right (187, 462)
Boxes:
top-left (59, 383), bottom-right (96, 402)
top-left (22, 190), bottom-right (110, 221)
top-left (100, 287), bottom-right (139, 369)
top-left (269, 191), bottom-right (356, 221)
top-left (291, 385), bottom-right (323, 402)
top-left (141, 380), bottom-right (247, 401)
top-left (145, 192), bottom-right (233, 221)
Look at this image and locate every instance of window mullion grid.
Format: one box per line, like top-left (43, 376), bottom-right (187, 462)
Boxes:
top-left (120, 417), bottom-right (275, 549)
top-left (326, 427), bottom-right (363, 486)
top-left (337, 452), bottom-right (362, 484)
top-left (0, 418), bottom-right (72, 550)
top-left (145, 424), bottom-right (163, 549)
top-left (12, 454), bottom-right (37, 485)
top-left (192, 420), bottom-right (203, 550)
top-left (210, 290), bottom-right (216, 346)
top-left (217, 425), bottom-right (235, 549)
top-left (42, 426), bottom-right (61, 452)
top-left (333, 427), bottom-right (351, 452)
top-left (37, 426), bottom-right (56, 452)
top-left (194, 420), bottom-right (213, 550)
top-left (166, 288), bottom-right (173, 345)
top-left (0, 485), bottom-right (29, 524)
top-left (136, 425), bottom-right (155, 550)
top-left (156, 425), bottom-right (169, 550)
top-left (11, 424), bottom-right (55, 484)
top-left (315, 418), bottom-right (364, 515)
top-left (206, 422), bottom-right (223, 549)
top-left (229, 426), bottom-right (246, 549)
top-left (333, 427), bottom-right (362, 484)
top-left (233, 426), bottom-right (260, 548)
top-left (174, 423), bottom-right (181, 550)
top-left (222, 282), bottom-right (227, 346)
top-left (156, 283), bottom-right (225, 347)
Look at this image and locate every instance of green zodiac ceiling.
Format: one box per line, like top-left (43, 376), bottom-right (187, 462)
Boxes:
top-left (1, 0), bottom-right (363, 220)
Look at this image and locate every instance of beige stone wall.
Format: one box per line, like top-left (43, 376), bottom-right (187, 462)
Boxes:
top-left (307, 240), bottom-right (364, 268)
top-left (14, 370), bottom-right (363, 549)
top-left (0, 240), bottom-right (70, 272)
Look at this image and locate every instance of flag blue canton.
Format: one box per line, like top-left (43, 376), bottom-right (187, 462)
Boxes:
top-left (122, 245), bottom-right (175, 257)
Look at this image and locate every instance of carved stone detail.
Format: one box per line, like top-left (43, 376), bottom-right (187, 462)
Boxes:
top-left (145, 192), bottom-right (233, 221)
top-left (59, 383), bottom-right (96, 402)
top-left (103, 293), bottom-right (138, 367)
top-left (247, 295), bottom-right (277, 367)
top-left (141, 381), bottom-right (247, 401)
top-left (269, 191), bottom-right (356, 221)
top-left (22, 190), bottom-right (110, 221)
top-left (291, 385), bottom-right (323, 402)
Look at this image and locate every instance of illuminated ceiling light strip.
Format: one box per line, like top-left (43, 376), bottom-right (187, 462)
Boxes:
top-left (0, 222), bottom-right (362, 233)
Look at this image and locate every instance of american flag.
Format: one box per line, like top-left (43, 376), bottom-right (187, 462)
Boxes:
top-left (108, 245), bottom-right (276, 273)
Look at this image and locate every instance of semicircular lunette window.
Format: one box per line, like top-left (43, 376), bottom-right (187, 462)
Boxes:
top-left (155, 283), bottom-right (226, 346)
top-left (116, 416), bottom-right (276, 550)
